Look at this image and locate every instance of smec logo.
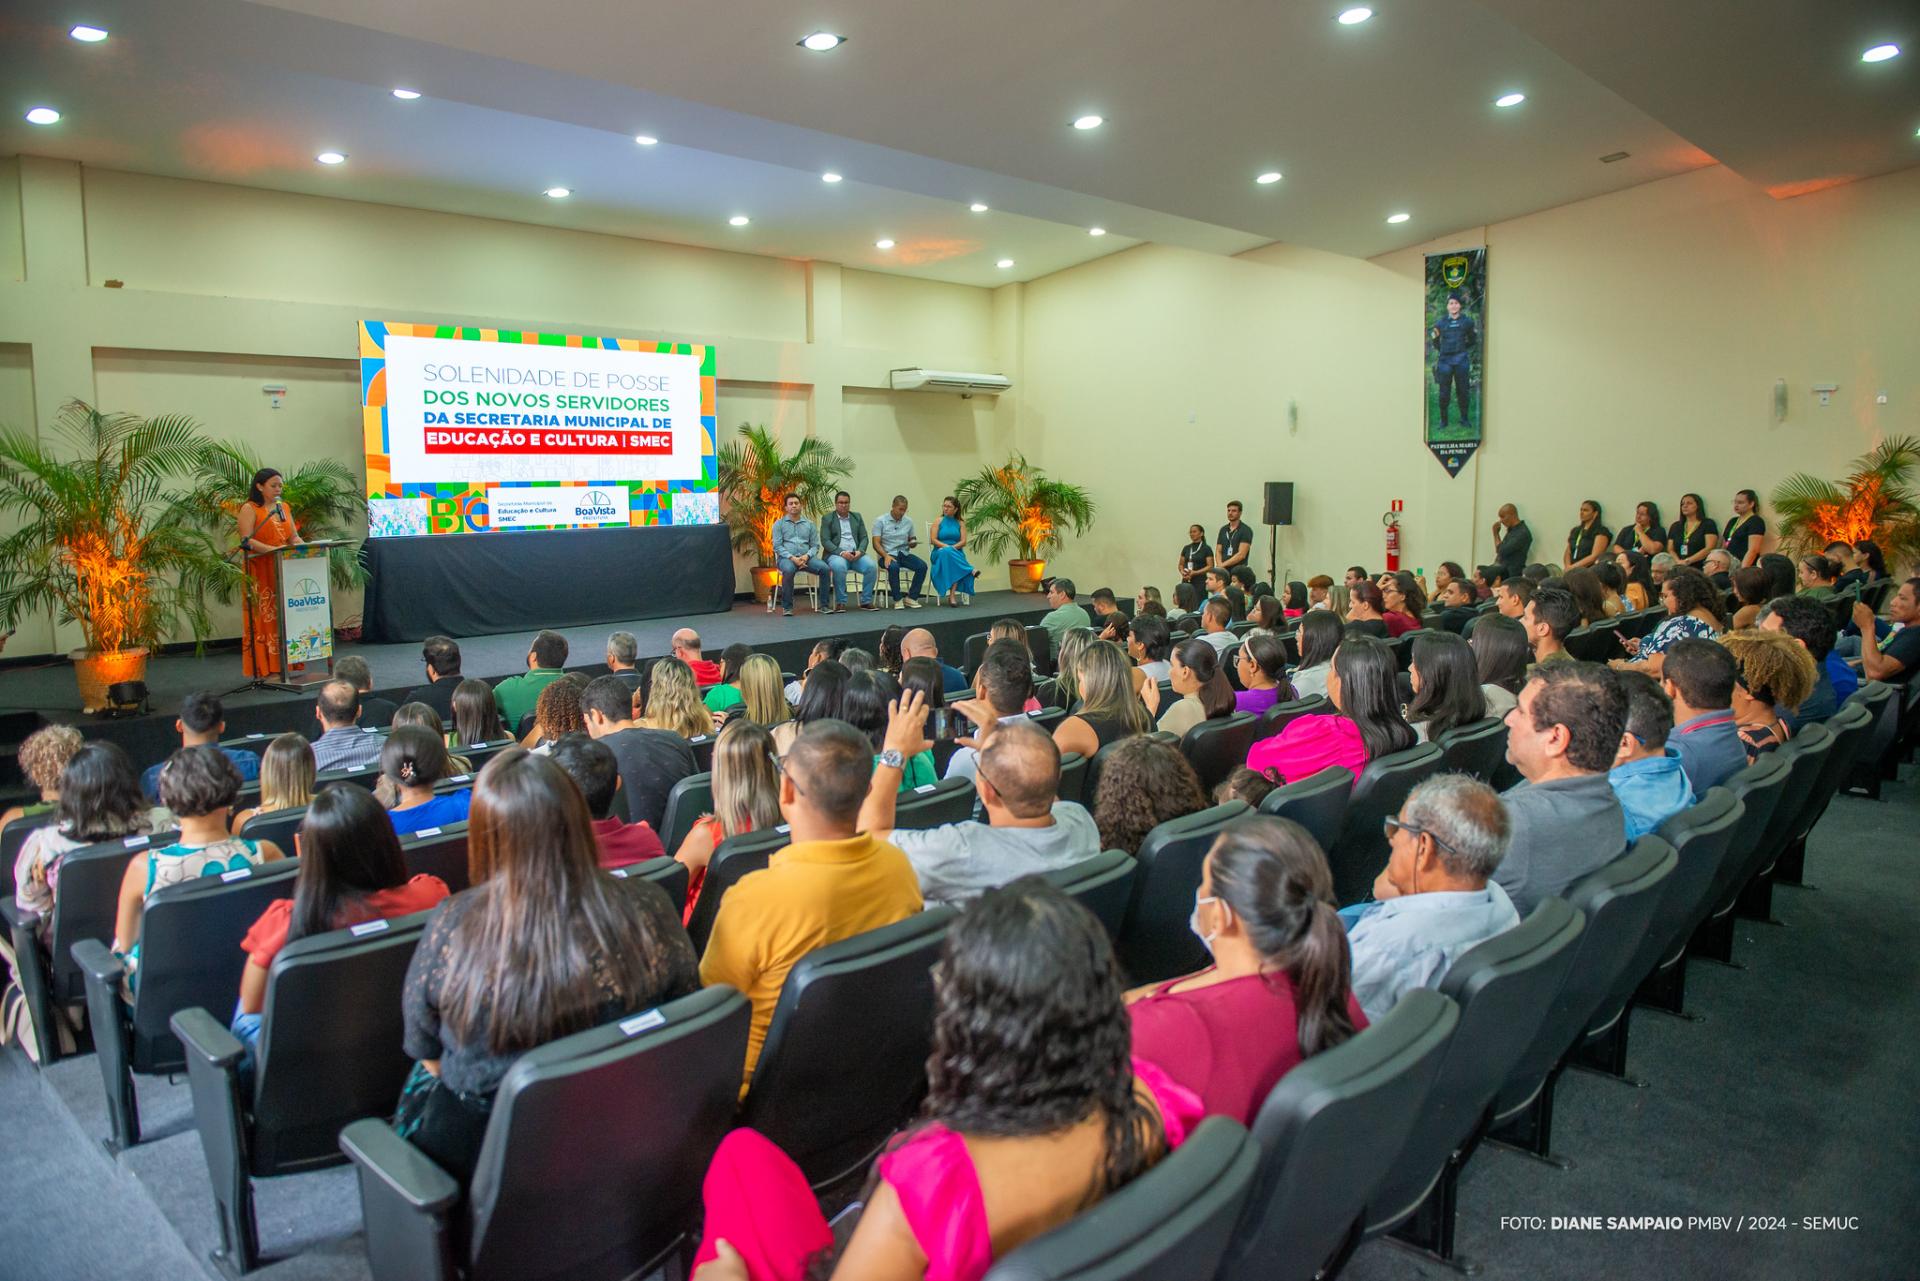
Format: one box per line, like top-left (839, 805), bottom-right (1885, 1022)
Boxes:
top-left (574, 490), bottom-right (620, 518)
top-left (285, 576), bottom-right (328, 609)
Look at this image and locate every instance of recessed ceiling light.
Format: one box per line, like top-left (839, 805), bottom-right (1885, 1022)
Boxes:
top-left (1862, 43), bottom-right (1900, 62)
top-left (875, 238), bottom-right (895, 249)
top-left (1336, 7), bottom-right (1372, 24)
top-left (26, 107), bottom-right (62, 125)
top-left (69, 24), bottom-right (109, 42)
top-left (1072, 114), bottom-right (1104, 130)
top-left (821, 172), bottom-right (843, 183)
top-left (799, 32), bottom-right (845, 51)
top-left (996, 258), bottom-right (1015, 269)
top-left (544, 187), bottom-right (571, 199)
top-left (316, 150), bottom-right (347, 165)
top-left (729, 215), bottom-right (750, 226)
top-left (1256, 171), bottom-right (1283, 184)
top-left (1088, 227), bottom-right (1107, 236)
top-left (1387, 212), bottom-right (1411, 224)
top-left (634, 134), bottom-right (658, 146)
top-left (1494, 91), bottom-right (1526, 107)
top-left (970, 202), bottom-right (990, 213)
top-left (391, 88), bottom-right (421, 100)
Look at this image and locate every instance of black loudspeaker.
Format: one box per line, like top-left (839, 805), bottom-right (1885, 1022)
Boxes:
top-left (1263, 482), bottom-right (1294, 526)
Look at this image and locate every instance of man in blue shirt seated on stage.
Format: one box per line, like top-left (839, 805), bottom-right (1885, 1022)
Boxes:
top-left (1608, 670), bottom-right (1694, 841)
top-left (870, 495), bottom-right (926, 609)
top-left (770, 493), bottom-right (832, 618)
top-left (141, 691), bottom-right (258, 801)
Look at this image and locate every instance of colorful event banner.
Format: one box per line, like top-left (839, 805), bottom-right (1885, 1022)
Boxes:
top-left (359, 321), bottom-right (719, 536)
top-left (1423, 248), bottom-right (1485, 476)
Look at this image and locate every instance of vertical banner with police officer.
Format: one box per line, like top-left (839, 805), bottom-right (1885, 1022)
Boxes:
top-left (1424, 248), bottom-right (1485, 476)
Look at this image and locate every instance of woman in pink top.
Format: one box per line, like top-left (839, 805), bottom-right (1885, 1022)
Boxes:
top-left (1246, 635), bottom-right (1417, 786)
top-left (690, 879), bottom-right (1201, 1281)
top-left (1128, 817), bottom-right (1367, 1125)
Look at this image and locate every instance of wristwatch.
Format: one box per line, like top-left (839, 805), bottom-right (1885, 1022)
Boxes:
top-left (878, 748), bottom-right (906, 770)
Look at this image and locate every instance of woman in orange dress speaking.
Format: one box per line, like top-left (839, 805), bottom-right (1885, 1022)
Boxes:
top-left (237, 468), bottom-right (304, 677)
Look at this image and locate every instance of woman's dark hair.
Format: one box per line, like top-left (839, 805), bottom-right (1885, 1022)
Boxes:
top-left (381, 724), bottom-right (454, 790)
top-left (442, 748), bottom-right (697, 1055)
top-left (1732, 565), bottom-right (1772, 608)
top-left (792, 659), bottom-right (851, 726)
top-left (1331, 637), bottom-right (1418, 760)
top-left (1173, 639), bottom-right (1236, 720)
top-left (1207, 816), bottom-right (1359, 1058)
top-left (1284, 581), bottom-right (1308, 611)
top-left (1239, 632), bottom-right (1292, 694)
top-left (1130, 615), bottom-right (1172, 662)
top-left (841, 669), bottom-right (903, 751)
top-left (158, 744), bottom-right (244, 818)
top-left (1736, 488), bottom-right (1759, 509)
top-left (899, 656), bottom-right (947, 710)
top-left (247, 468), bottom-right (282, 507)
top-left (1635, 499), bottom-right (1664, 531)
top-left (1562, 568), bottom-right (1608, 625)
top-left (1470, 615), bottom-right (1531, 693)
top-left (57, 742), bottom-right (149, 842)
top-left (1663, 565), bottom-right (1729, 627)
top-left (923, 877), bottom-right (1163, 1199)
top-left (451, 678), bottom-right (506, 746)
top-left (1799, 554), bottom-right (1839, 584)
top-left (391, 701), bottom-right (447, 737)
top-left (1759, 552), bottom-right (1798, 600)
top-left (1215, 766), bottom-right (1276, 809)
top-left (1678, 492), bottom-right (1709, 524)
top-left (1406, 632), bottom-right (1487, 738)
top-left (877, 626), bottom-right (906, 676)
top-left (1581, 498), bottom-right (1604, 523)
top-left (1248, 594), bottom-right (1283, 630)
top-left (1295, 610), bottom-right (1343, 669)
top-left (1349, 581), bottom-right (1386, 614)
top-left (289, 784), bottom-right (412, 943)
top-left (1618, 550), bottom-right (1653, 595)
top-left (1172, 581), bottom-right (1200, 614)
top-left (1091, 736), bottom-right (1206, 856)
top-left (1389, 571), bottom-right (1427, 618)
top-left (1594, 560), bottom-right (1626, 595)
top-left (718, 642), bottom-right (753, 685)
top-left (1853, 540), bottom-right (1888, 579)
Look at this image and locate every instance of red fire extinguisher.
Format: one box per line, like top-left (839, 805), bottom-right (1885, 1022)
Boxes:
top-left (1383, 499), bottom-right (1404, 571)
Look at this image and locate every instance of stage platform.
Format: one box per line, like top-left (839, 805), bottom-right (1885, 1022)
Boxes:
top-left (0, 591), bottom-right (1054, 769)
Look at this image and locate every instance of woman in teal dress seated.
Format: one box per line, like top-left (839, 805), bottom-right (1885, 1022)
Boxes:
top-left (929, 495), bottom-right (977, 607)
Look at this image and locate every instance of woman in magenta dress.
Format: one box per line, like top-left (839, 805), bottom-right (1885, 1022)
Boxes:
top-left (1246, 635), bottom-right (1416, 787)
top-left (236, 467), bottom-right (303, 678)
top-left (1126, 816), bottom-right (1367, 1125)
top-left (690, 878), bottom-right (1201, 1281)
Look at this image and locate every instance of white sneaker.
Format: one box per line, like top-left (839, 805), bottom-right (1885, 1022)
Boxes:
top-left (903, 597), bottom-right (921, 609)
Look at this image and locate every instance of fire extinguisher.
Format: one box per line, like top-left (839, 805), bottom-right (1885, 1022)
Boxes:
top-left (1383, 499), bottom-right (1404, 571)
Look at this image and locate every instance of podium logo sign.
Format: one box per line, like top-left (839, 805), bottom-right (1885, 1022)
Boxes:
top-left (280, 554), bottom-right (335, 666)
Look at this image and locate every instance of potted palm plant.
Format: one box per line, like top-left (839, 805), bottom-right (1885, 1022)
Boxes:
top-left (717, 423), bottom-right (856, 602)
top-left (0, 401), bottom-right (243, 710)
top-left (954, 453), bottom-right (1096, 592)
top-left (1771, 435), bottom-right (1920, 571)
top-left (187, 443), bottom-right (369, 610)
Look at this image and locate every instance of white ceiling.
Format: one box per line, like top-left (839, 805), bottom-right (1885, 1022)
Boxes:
top-left (2, 0), bottom-right (1914, 287)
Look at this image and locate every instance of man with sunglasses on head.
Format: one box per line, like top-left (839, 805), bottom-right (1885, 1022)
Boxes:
top-left (1342, 774), bottom-right (1520, 1021)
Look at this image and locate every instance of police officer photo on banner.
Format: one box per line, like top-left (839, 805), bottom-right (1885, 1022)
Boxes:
top-left (1424, 247), bottom-right (1485, 476)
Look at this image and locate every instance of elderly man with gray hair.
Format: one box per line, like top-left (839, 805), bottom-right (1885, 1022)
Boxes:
top-left (1343, 773), bottom-right (1520, 1020)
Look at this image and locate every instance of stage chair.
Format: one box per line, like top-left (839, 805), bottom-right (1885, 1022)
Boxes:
top-left (173, 911), bottom-right (432, 1273)
top-left (1114, 801), bottom-right (1250, 985)
top-left (340, 987), bottom-right (749, 1281)
top-left (739, 908), bottom-right (958, 1188)
top-left (983, 1116), bottom-right (1259, 1281)
top-left (1040, 850), bottom-right (1137, 940)
top-left (764, 566), bottom-right (821, 614)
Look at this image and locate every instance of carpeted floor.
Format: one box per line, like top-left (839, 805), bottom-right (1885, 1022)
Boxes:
top-left (2, 770), bottom-right (1914, 1280)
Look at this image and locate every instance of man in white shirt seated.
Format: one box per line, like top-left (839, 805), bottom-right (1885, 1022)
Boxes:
top-left (1343, 773), bottom-right (1520, 1020)
top-left (861, 693), bottom-right (1098, 905)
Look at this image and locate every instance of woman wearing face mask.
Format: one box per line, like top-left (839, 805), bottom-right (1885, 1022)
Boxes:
top-left (1125, 816), bottom-right (1365, 1125)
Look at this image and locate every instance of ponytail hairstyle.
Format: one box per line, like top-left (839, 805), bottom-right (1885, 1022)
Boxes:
top-left (381, 724), bottom-right (453, 792)
top-left (1173, 638), bottom-right (1236, 720)
top-left (1239, 632), bottom-right (1294, 698)
top-left (289, 784), bottom-right (412, 943)
top-left (1206, 816), bottom-right (1358, 1059)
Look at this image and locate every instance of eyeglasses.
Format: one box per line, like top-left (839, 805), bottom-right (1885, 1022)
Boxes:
top-left (1382, 815), bottom-right (1461, 858)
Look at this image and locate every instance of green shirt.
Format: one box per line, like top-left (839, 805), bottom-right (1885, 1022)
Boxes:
top-left (492, 666), bottom-right (566, 731)
top-left (879, 750), bottom-right (939, 793)
top-left (705, 684), bottom-right (746, 714)
top-left (1041, 602), bottom-right (1093, 646)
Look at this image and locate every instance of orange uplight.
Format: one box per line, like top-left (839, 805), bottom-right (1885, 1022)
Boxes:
top-left (1018, 508), bottom-right (1054, 558)
top-left (1023, 559), bottom-right (1048, 582)
top-left (1806, 476), bottom-right (1887, 545)
top-left (63, 526), bottom-right (151, 655)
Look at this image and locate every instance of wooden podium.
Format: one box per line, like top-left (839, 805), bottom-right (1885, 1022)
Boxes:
top-left (247, 540), bottom-right (352, 691)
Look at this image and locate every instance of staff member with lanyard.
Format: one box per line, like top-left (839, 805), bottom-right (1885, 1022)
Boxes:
top-left (1723, 489), bottom-right (1766, 567)
top-left (1178, 524), bottom-right (1213, 584)
top-left (1216, 500), bottom-right (1253, 576)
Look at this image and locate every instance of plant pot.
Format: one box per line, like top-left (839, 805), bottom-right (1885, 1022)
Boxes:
top-left (1009, 559), bottom-right (1048, 593)
top-left (71, 647), bottom-right (150, 713)
top-left (750, 564), bottom-right (783, 604)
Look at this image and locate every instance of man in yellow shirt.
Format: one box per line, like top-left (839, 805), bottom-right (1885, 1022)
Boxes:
top-left (699, 719), bottom-right (922, 1090)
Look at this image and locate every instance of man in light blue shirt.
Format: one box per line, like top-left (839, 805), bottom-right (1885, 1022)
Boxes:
top-left (1346, 774), bottom-right (1520, 1021)
top-left (1607, 670), bottom-right (1695, 841)
top-left (870, 495), bottom-right (926, 608)
top-left (770, 493), bottom-right (831, 617)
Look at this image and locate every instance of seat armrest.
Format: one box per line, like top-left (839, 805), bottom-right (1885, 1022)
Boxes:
top-left (73, 938), bottom-right (138, 1148)
top-left (0, 895), bottom-right (39, 931)
top-left (173, 1005), bottom-right (255, 1256)
top-left (340, 1118), bottom-right (461, 1281)
top-left (173, 1006), bottom-right (245, 1071)
top-left (72, 937), bottom-right (124, 985)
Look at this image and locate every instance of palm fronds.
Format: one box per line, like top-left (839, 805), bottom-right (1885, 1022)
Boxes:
top-left (954, 454), bottom-right (1096, 564)
top-left (1771, 434), bottom-right (1920, 573)
top-left (186, 443), bottom-right (367, 597)
top-left (716, 424), bottom-right (856, 564)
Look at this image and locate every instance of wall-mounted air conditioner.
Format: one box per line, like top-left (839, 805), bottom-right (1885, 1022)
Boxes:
top-left (888, 368), bottom-right (1012, 395)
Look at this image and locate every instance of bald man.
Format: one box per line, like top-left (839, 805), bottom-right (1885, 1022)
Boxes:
top-left (671, 628), bottom-right (722, 686)
top-left (1492, 504), bottom-right (1533, 582)
top-left (901, 627), bottom-right (969, 694)
top-left (860, 704), bottom-right (1098, 905)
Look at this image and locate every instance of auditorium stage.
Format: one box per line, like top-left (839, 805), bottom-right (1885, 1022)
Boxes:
top-left (0, 591), bottom-right (1053, 767)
